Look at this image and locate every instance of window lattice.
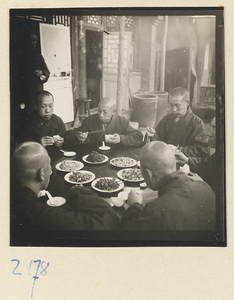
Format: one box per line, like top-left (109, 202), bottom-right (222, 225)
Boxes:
top-left (84, 15), bottom-right (102, 25)
top-left (106, 16), bottom-right (134, 31)
top-left (53, 15), bottom-right (70, 26)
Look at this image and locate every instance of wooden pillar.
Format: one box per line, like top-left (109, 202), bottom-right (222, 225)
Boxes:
top-left (160, 16), bottom-right (168, 91)
top-left (70, 16), bottom-right (79, 106)
top-left (78, 19), bottom-right (87, 99)
top-left (187, 47), bottom-right (192, 96)
top-left (116, 16), bottom-right (125, 115)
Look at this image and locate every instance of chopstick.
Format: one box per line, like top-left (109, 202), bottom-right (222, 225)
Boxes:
top-left (176, 145), bottom-right (183, 151)
top-left (88, 130), bottom-right (104, 134)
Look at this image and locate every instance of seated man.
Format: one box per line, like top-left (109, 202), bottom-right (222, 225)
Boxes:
top-left (67, 97), bottom-right (143, 147)
top-left (19, 91), bottom-right (66, 148)
top-left (147, 87), bottom-right (209, 158)
top-left (175, 117), bottom-right (216, 192)
top-left (11, 142), bottom-right (119, 242)
top-left (121, 141), bottom-right (215, 231)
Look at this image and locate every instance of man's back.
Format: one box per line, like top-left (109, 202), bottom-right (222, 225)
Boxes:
top-left (11, 184), bottom-right (119, 243)
top-left (122, 171), bottom-right (215, 231)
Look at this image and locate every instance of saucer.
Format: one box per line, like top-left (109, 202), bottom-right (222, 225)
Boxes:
top-left (64, 151), bottom-right (76, 157)
top-left (47, 196), bottom-right (66, 207)
top-left (99, 145), bottom-right (111, 151)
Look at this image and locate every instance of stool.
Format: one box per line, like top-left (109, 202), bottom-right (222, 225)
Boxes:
top-left (73, 98), bottom-right (92, 127)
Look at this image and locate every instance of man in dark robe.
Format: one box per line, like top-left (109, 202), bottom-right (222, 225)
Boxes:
top-left (20, 32), bottom-right (50, 114)
top-left (19, 91), bottom-right (66, 150)
top-left (147, 87), bottom-right (209, 159)
top-left (121, 141), bottom-right (215, 231)
top-left (175, 117), bottom-right (216, 192)
top-left (64, 97), bottom-right (143, 149)
top-left (11, 142), bottom-right (119, 244)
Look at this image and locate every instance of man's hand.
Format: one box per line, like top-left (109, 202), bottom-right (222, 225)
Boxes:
top-left (41, 136), bottom-right (54, 147)
top-left (127, 189), bottom-right (143, 206)
top-left (147, 127), bottom-right (155, 136)
top-left (105, 133), bottom-right (120, 144)
top-left (76, 131), bottom-right (88, 143)
top-left (34, 69), bottom-right (43, 77)
top-left (53, 135), bottom-right (64, 148)
top-left (175, 149), bottom-right (189, 164)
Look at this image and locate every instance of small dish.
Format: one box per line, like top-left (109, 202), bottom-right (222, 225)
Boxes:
top-left (99, 145), bottom-right (111, 151)
top-left (64, 151), bottom-right (76, 157)
top-left (47, 196), bottom-right (66, 207)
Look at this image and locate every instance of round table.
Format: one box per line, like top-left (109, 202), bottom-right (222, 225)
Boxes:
top-left (46, 143), bottom-right (145, 217)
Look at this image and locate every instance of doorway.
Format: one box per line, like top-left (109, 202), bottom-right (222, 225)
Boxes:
top-left (86, 30), bottom-right (103, 109)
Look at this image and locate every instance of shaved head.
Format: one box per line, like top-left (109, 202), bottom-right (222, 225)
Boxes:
top-left (98, 97), bottom-right (117, 123)
top-left (13, 142), bottom-right (51, 193)
top-left (140, 141), bottom-right (176, 190)
top-left (99, 97), bottom-right (116, 110)
top-left (169, 87), bottom-right (190, 116)
top-left (169, 87), bottom-right (189, 101)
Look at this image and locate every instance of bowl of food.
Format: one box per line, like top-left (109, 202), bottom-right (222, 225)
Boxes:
top-left (117, 168), bottom-right (144, 182)
top-left (91, 177), bottom-right (124, 193)
top-left (110, 157), bottom-right (137, 168)
top-left (83, 151), bottom-right (108, 164)
top-left (56, 160), bottom-right (84, 172)
top-left (64, 171), bottom-right (95, 185)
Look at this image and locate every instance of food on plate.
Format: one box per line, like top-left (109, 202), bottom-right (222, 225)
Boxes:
top-left (110, 157), bottom-right (136, 168)
top-left (120, 168), bottom-right (143, 181)
top-left (95, 178), bottom-right (120, 191)
top-left (69, 171), bottom-right (93, 183)
top-left (59, 160), bottom-right (83, 171)
top-left (86, 151), bottom-right (106, 163)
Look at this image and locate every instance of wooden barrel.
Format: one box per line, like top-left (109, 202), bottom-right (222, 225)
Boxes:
top-left (145, 91), bottom-right (169, 126)
top-left (132, 94), bottom-right (158, 127)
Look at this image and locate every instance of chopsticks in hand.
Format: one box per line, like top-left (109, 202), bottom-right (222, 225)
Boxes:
top-left (88, 130), bottom-right (104, 134)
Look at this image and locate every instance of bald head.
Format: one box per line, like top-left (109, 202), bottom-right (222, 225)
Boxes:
top-left (98, 97), bottom-right (117, 123)
top-left (140, 142), bottom-right (176, 190)
top-left (169, 87), bottom-right (189, 100)
top-left (13, 142), bottom-right (51, 192)
top-left (99, 97), bottom-right (116, 109)
top-left (169, 87), bottom-right (190, 117)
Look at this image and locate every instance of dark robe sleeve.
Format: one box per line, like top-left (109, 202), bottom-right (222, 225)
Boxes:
top-left (188, 154), bottom-right (216, 191)
top-left (180, 119), bottom-right (210, 158)
top-left (15, 186), bottom-right (119, 235)
top-left (57, 118), bottom-right (67, 137)
top-left (153, 114), bottom-right (209, 158)
top-left (68, 186), bottom-right (119, 230)
top-left (121, 202), bottom-right (163, 230)
top-left (153, 117), bottom-right (167, 142)
top-left (19, 116), bottom-right (38, 143)
top-left (74, 117), bottom-right (105, 145)
top-left (118, 117), bottom-right (143, 147)
top-left (188, 157), bottom-right (207, 177)
top-left (40, 55), bottom-right (50, 83)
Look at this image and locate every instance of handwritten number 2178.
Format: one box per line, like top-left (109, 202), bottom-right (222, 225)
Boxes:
top-left (11, 259), bottom-right (50, 298)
